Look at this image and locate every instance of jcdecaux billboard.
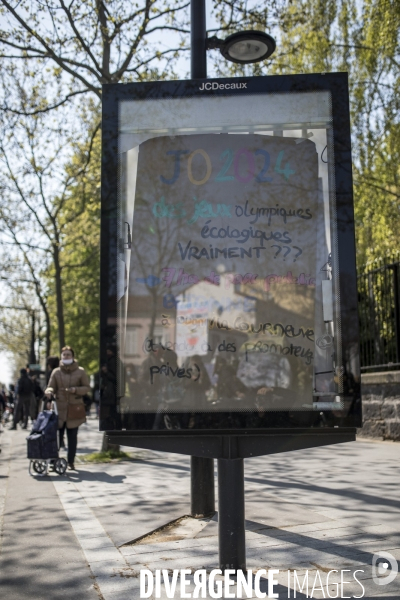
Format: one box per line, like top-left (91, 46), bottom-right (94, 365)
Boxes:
top-left (100, 73), bottom-right (361, 434)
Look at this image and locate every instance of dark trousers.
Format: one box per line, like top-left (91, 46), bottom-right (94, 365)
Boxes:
top-left (22, 398), bottom-right (31, 427)
top-left (14, 397), bottom-right (30, 427)
top-left (13, 399), bottom-right (23, 426)
top-left (59, 423), bottom-right (78, 464)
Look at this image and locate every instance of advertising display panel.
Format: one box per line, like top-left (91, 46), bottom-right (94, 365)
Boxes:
top-left (100, 73), bottom-right (361, 434)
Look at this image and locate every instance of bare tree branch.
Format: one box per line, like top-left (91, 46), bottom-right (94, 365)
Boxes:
top-left (0, 0), bottom-right (102, 96)
top-left (1, 89), bottom-right (87, 116)
top-left (59, 0), bottom-right (103, 75)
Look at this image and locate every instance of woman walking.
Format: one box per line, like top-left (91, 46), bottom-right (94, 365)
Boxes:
top-left (45, 346), bottom-right (90, 470)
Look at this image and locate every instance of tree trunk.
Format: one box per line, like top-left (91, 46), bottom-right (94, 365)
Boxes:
top-left (29, 311), bottom-right (36, 364)
top-left (44, 309), bottom-right (51, 358)
top-left (101, 432), bottom-right (120, 452)
top-left (35, 283), bottom-right (51, 358)
top-left (53, 244), bottom-right (65, 350)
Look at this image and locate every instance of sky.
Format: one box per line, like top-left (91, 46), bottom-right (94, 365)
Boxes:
top-left (0, 352), bottom-right (13, 387)
top-left (0, 279), bottom-right (15, 385)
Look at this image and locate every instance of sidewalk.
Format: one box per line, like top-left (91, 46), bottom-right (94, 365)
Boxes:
top-left (0, 418), bottom-right (399, 599)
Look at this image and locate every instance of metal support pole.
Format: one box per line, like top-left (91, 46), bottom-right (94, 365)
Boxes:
top-left (190, 456), bottom-right (215, 516)
top-left (392, 264), bottom-right (400, 363)
top-left (189, 0), bottom-right (215, 519)
top-left (190, 455), bottom-right (215, 517)
top-left (191, 0), bottom-right (207, 78)
top-left (218, 458), bottom-right (246, 571)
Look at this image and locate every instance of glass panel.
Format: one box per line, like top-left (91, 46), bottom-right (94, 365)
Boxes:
top-left (115, 91), bottom-right (343, 419)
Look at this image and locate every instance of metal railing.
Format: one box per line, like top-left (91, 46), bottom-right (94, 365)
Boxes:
top-left (358, 254), bottom-right (400, 371)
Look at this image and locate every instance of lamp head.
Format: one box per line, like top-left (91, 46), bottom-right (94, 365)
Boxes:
top-left (219, 30), bottom-right (276, 64)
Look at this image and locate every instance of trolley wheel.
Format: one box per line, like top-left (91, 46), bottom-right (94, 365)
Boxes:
top-left (32, 460), bottom-right (47, 474)
top-left (54, 457), bottom-right (67, 475)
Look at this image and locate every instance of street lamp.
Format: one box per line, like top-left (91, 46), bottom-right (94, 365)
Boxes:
top-left (208, 31), bottom-right (276, 65)
top-left (190, 0), bottom-right (276, 78)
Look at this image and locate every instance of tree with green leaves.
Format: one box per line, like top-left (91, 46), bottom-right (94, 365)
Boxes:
top-left (1, 0), bottom-right (399, 374)
top-left (0, 97), bottom-right (99, 354)
top-left (271, 0), bottom-right (400, 267)
top-left (217, 0), bottom-right (400, 267)
top-left (50, 118), bottom-right (102, 372)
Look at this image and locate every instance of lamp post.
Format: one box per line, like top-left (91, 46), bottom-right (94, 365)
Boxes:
top-left (190, 0), bottom-right (207, 78)
top-left (189, 0), bottom-right (213, 520)
top-left (188, 3), bottom-right (276, 568)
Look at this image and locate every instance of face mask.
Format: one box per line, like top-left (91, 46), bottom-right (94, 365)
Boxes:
top-left (63, 358), bottom-right (73, 365)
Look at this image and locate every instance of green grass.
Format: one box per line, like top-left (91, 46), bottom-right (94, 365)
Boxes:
top-left (79, 449), bottom-right (131, 463)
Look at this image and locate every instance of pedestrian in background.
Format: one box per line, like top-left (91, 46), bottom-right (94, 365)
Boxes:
top-left (30, 374), bottom-right (43, 421)
top-left (46, 356), bottom-right (60, 384)
top-left (45, 346), bottom-right (90, 470)
top-left (11, 368), bottom-right (34, 429)
top-left (0, 387), bottom-right (6, 416)
top-left (83, 393), bottom-right (92, 416)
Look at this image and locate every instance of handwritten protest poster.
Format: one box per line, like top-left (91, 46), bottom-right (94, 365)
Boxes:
top-left (126, 133), bottom-right (319, 411)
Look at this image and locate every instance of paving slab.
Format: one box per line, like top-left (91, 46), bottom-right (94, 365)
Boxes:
top-left (0, 426), bottom-right (99, 600)
top-left (93, 499), bottom-right (190, 546)
top-left (82, 422), bottom-right (400, 597)
top-left (2, 418), bottom-right (400, 598)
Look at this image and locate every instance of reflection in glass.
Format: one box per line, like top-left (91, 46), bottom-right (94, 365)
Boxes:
top-left (116, 120), bottom-right (341, 422)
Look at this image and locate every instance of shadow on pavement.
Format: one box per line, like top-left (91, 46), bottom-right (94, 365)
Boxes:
top-left (132, 458), bottom-right (191, 473)
top-left (29, 470), bottom-right (126, 484)
top-left (66, 469), bottom-right (126, 483)
top-left (244, 521), bottom-right (400, 572)
top-left (245, 475), bottom-right (400, 511)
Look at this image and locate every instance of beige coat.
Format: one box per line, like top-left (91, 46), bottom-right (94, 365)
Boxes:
top-left (45, 361), bottom-right (90, 428)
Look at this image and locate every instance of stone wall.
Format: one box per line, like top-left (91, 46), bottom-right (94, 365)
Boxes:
top-left (360, 371), bottom-right (400, 441)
